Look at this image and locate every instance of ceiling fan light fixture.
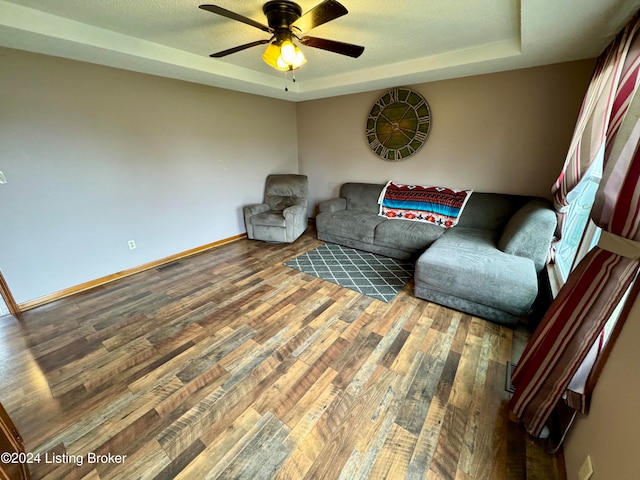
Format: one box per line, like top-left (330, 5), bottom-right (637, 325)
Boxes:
top-left (262, 39), bottom-right (306, 71)
top-left (262, 43), bottom-right (284, 70)
top-left (279, 40), bottom-right (297, 63)
top-left (288, 43), bottom-right (306, 68)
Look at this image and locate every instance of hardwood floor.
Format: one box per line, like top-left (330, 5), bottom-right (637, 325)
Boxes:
top-left (0, 230), bottom-right (566, 479)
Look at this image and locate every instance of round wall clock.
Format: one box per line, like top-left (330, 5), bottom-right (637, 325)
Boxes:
top-left (365, 87), bottom-right (432, 161)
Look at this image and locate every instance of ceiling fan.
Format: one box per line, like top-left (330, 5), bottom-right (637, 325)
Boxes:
top-left (199, 0), bottom-right (365, 72)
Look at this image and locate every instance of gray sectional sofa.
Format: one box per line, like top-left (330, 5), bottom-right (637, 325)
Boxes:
top-left (316, 182), bottom-right (557, 326)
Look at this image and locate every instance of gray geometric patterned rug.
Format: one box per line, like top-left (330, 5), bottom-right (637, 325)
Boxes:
top-left (285, 243), bottom-right (414, 302)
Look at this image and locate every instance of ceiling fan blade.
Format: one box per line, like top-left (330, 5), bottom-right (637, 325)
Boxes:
top-left (199, 4), bottom-right (272, 33)
top-left (210, 39), bottom-right (270, 58)
top-left (299, 36), bottom-right (364, 58)
top-left (291, 0), bottom-right (348, 33)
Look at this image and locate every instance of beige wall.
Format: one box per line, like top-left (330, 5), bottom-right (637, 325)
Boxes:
top-left (297, 60), bottom-right (595, 213)
top-left (0, 47), bottom-right (298, 303)
top-left (563, 297), bottom-right (640, 480)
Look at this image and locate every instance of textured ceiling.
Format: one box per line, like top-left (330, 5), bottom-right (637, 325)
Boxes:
top-left (0, 0), bottom-right (639, 101)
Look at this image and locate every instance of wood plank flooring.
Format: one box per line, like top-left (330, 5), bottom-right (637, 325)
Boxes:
top-left (0, 230), bottom-right (566, 479)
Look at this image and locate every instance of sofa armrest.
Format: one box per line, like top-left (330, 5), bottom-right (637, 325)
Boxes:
top-left (284, 204), bottom-right (308, 241)
top-left (498, 198), bottom-right (557, 272)
top-left (319, 198), bottom-right (347, 213)
top-left (243, 203), bottom-right (270, 239)
top-left (244, 203), bottom-right (270, 216)
top-left (283, 204), bottom-right (306, 218)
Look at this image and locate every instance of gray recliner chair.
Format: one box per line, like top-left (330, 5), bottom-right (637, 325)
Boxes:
top-left (243, 174), bottom-right (308, 243)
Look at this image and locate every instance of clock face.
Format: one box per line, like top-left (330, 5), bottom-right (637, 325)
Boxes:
top-left (366, 88), bottom-right (431, 161)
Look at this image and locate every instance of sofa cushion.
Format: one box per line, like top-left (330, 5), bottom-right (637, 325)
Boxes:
top-left (316, 211), bottom-right (386, 243)
top-left (374, 219), bottom-right (444, 252)
top-left (264, 174), bottom-right (308, 211)
top-left (498, 198), bottom-right (557, 272)
top-left (456, 193), bottom-right (527, 231)
top-left (340, 183), bottom-right (385, 213)
top-left (416, 228), bottom-right (538, 316)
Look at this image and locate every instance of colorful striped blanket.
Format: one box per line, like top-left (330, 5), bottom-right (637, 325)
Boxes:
top-left (378, 181), bottom-right (473, 228)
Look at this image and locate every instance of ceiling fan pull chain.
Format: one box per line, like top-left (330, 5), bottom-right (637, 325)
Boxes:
top-left (284, 69), bottom-right (289, 92)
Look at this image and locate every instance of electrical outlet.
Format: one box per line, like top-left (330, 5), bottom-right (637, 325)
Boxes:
top-left (128, 240), bottom-right (136, 250)
top-left (0, 171), bottom-right (6, 184)
top-left (578, 455), bottom-right (594, 480)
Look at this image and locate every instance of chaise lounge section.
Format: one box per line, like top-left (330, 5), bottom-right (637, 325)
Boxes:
top-left (316, 182), bottom-right (557, 326)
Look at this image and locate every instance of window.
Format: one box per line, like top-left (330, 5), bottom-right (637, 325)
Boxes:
top-left (554, 146), bottom-right (604, 283)
top-left (551, 144), bottom-right (635, 402)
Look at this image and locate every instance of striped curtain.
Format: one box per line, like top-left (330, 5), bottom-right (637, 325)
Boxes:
top-left (509, 14), bottom-right (640, 437)
top-left (550, 18), bottom-right (639, 241)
